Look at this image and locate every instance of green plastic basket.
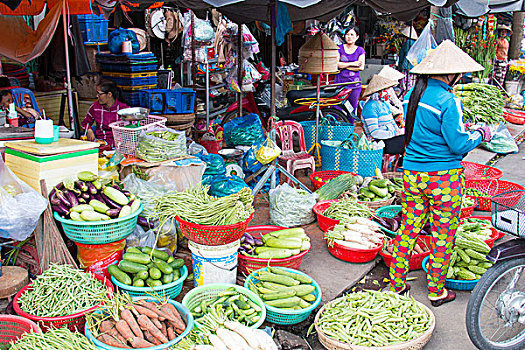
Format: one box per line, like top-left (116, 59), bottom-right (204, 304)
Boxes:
top-left (181, 283), bottom-right (266, 329)
top-left (375, 205), bottom-right (402, 237)
top-left (111, 265), bottom-right (187, 299)
top-left (54, 204), bottom-right (143, 244)
top-left (244, 267), bottom-right (322, 325)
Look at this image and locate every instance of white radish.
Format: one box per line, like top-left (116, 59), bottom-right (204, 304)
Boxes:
top-left (253, 329), bottom-right (278, 350)
top-left (216, 328), bottom-right (253, 350)
top-left (192, 345), bottom-right (217, 350)
top-left (223, 320), bottom-right (260, 349)
top-left (209, 334), bottom-right (229, 350)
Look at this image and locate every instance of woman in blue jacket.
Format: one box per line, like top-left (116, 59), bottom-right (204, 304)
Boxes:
top-left (389, 40), bottom-right (492, 306)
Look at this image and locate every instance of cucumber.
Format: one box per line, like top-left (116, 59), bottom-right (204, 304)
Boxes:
top-left (265, 296), bottom-right (302, 308)
top-left (153, 258), bottom-right (173, 275)
top-left (135, 270), bottom-right (149, 280)
top-left (149, 267), bottom-right (162, 280)
top-left (264, 237), bottom-right (303, 250)
top-left (132, 277), bottom-right (145, 287)
top-left (103, 187), bottom-right (129, 206)
top-left (257, 272), bottom-right (300, 286)
top-left (123, 252), bottom-right (151, 265)
top-left (142, 247), bottom-right (170, 261)
top-left (169, 258), bottom-right (185, 269)
top-left (71, 204), bottom-right (94, 213)
top-left (108, 265), bottom-right (131, 285)
top-left (301, 293), bottom-right (316, 302)
top-left (77, 171), bottom-right (97, 182)
top-left (298, 298), bottom-right (311, 308)
top-left (81, 210), bottom-right (110, 221)
top-left (261, 290), bottom-right (297, 301)
top-left (119, 260), bottom-right (148, 274)
top-left (268, 267), bottom-right (313, 284)
top-left (167, 256), bottom-right (175, 264)
top-left (173, 268), bottom-right (181, 280)
top-left (89, 199), bottom-right (110, 214)
top-left (146, 278), bottom-right (162, 287)
top-left (130, 198), bottom-right (141, 213)
top-left (265, 228), bottom-right (305, 237)
top-left (69, 212), bottom-right (83, 221)
top-left (118, 205), bottom-right (132, 218)
top-left (126, 247), bottom-right (142, 254)
top-left (162, 273), bottom-right (174, 284)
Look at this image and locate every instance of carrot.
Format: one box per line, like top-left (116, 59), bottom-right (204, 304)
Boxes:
top-left (144, 331), bottom-right (162, 345)
top-left (128, 304), bottom-right (159, 319)
top-left (167, 327), bottom-right (176, 341)
top-left (138, 300), bottom-right (173, 321)
top-left (137, 314), bottom-right (168, 343)
top-left (97, 334), bottom-right (131, 348)
top-left (121, 309), bottom-right (144, 339)
top-left (130, 337), bottom-right (155, 348)
top-left (116, 319), bottom-right (135, 343)
top-left (100, 320), bottom-right (128, 345)
top-left (162, 303), bottom-right (186, 332)
top-left (151, 317), bottom-right (163, 330)
top-left (158, 320), bottom-right (167, 337)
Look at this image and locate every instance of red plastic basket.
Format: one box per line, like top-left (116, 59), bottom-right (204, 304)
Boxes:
top-left (460, 197), bottom-right (478, 219)
top-left (461, 161), bottom-right (503, 181)
top-left (460, 216), bottom-right (501, 248)
top-left (379, 236), bottom-right (432, 271)
top-left (465, 180), bottom-right (525, 211)
top-left (467, 215), bottom-right (506, 240)
top-left (309, 171), bottom-right (351, 190)
top-left (176, 213), bottom-right (254, 246)
top-left (200, 139), bottom-right (222, 154)
top-left (0, 315), bottom-right (40, 345)
top-left (12, 274), bottom-right (113, 333)
top-left (326, 239), bottom-right (384, 263)
top-left (503, 109), bottom-right (525, 125)
top-left (312, 200), bottom-right (340, 232)
top-left (238, 226), bottom-right (311, 276)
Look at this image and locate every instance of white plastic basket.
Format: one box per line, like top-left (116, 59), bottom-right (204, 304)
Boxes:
top-left (109, 115), bottom-right (166, 155)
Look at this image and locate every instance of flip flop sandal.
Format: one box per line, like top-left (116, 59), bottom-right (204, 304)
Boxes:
top-left (430, 289), bottom-right (456, 307)
top-left (383, 283), bottom-right (411, 295)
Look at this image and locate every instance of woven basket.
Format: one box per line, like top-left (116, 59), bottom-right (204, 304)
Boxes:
top-left (321, 141), bottom-right (383, 177)
top-left (314, 299), bottom-right (435, 350)
top-left (358, 197), bottom-right (395, 210)
top-left (382, 172), bottom-right (403, 199)
top-left (164, 113), bottom-right (195, 125)
top-left (320, 115), bottom-right (355, 142)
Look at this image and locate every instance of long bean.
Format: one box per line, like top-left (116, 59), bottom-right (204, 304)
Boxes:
top-left (316, 290), bottom-right (432, 347)
top-left (10, 327), bottom-right (99, 350)
top-left (323, 198), bottom-right (373, 220)
top-left (18, 264), bottom-right (109, 317)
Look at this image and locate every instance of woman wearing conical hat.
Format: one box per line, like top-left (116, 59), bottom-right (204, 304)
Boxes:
top-left (388, 40), bottom-right (492, 307)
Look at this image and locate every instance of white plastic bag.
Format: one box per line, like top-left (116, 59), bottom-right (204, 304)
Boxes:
top-left (269, 183), bottom-right (318, 227)
top-left (406, 23), bottom-right (437, 67)
top-left (0, 158), bottom-right (47, 241)
top-left (481, 123), bottom-right (519, 154)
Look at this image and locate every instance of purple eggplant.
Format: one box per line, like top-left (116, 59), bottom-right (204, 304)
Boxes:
top-left (52, 204), bottom-right (69, 216)
top-left (94, 193), bottom-right (107, 204)
top-left (64, 190), bottom-right (79, 207)
top-left (87, 182), bottom-right (98, 195)
top-left (50, 192), bottom-right (61, 206)
top-left (55, 189), bottom-right (72, 208)
top-left (49, 187), bottom-right (57, 200)
top-left (55, 182), bottom-right (64, 190)
top-left (243, 233), bottom-right (255, 246)
top-left (239, 246), bottom-right (247, 253)
top-left (112, 184), bottom-right (121, 190)
top-left (375, 217), bottom-right (389, 229)
top-left (253, 238), bottom-right (263, 246)
top-left (76, 181), bottom-right (89, 192)
top-left (81, 192), bottom-right (91, 200)
top-left (390, 218), bottom-right (399, 232)
top-left (106, 208), bottom-right (121, 218)
top-left (102, 193), bottom-right (122, 210)
top-left (137, 216), bottom-right (154, 229)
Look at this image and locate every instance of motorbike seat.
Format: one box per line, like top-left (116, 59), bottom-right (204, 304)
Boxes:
top-left (287, 87), bottom-right (345, 106)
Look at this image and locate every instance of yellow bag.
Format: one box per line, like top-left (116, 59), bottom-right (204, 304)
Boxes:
top-left (255, 136), bottom-right (281, 165)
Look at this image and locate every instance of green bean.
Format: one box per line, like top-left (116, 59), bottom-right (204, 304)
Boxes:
top-left (323, 197), bottom-right (373, 220)
top-left (10, 327), bottom-right (98, 350)
top-left (315, 290), bottom-right (432, 347)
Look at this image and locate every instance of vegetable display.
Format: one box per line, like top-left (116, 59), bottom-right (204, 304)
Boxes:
top-left (152, 185), bottom-right (254, 227)
top-left (383, 238), bottom-right (429, 255)
top-left (446, 228), bottom-right (493, 280)
top-left (453, 83), bottom-right (504, 124)
top-left (87, 292), bottom-right (187, 348)
top-left (135, 129), bottom-right (187, 163)
top-left (10, 327), bottom-right (99, 350)
top-left (324, 218), bottom-right (384, 250)
top-left (322, 198), bottom-right (373, 221)
top-left (51, 171), bottom-right (141, 221)
top-left (315, 290), bottom-right (433, 347)
top-left (188, 287), bottom-right (264, 327)
top-left (315, 173), bottom-right (362, 201)
top-left (18, 264), bottom-right (108, 317)
top-left (461, 196), bottom-right (476, 208)
top-left (239, 228), bottom-right (311, 259)
top-left (247, 267), bottom-right (317, 310)
top-left (465, 188), bottom-right (491, 198)
top-left (108, 246), bottom-right (185, 288)
top-left (356, 178), bottom-right (395, 202)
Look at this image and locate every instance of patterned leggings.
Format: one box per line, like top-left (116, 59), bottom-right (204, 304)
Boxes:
top-left (389, 168), bottom-right (464, 297)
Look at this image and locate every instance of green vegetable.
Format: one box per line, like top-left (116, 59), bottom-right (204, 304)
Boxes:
top-left (123, 252), bottom-right (151, 265)
top-left (153, 258), bottom-right (174, 275)
top-left (89, 199), bottom-right (110, 214)
top-left (322, 197), bottom-right (373, 221)
top-left (69, 212), bottom-right (83, 221)
top-left (108, 265), bottom-right (132, 285)
top-left (257, 249), bottom-right (293, 259)
top-left (146, 278), bottom-right (163, 287)
top-left (135, 270), bottom-right (149, 280)
top-left (126, 247), bottom-right (142, 254)
top-left (77, 171), bottom-right (98, 182)
top-left (142, 246), bottom-right (171, 261)
top-left (264, 237), bottom-right (302, 249)
top-left (169, 258), bottom-right (185, 269)
top-left (265, 296), bottom-right (302, 308)
top-left (132, 277), bottom-right (145, 287)
top-left (369, 184), bottom-right (389, 198)
top-left (80, 210), bottom-right (110, 221)
top-left (118, 260), bottom-right (148, 274)
top-left (118, 205), bottom-right (132, 218)
top-left (454, 83), bottom-right (504, 124)
top-left (257, 272), bottom-right (300, 286)
top-left (103, 186), bottom-right (129, 206)
top-left (268, 266), bottom-right (312, 284)
top-left (315, 173), bottom-right (359, 201)
top-left (149, 267), bottom-right (162, 280)
top-left (10, 327), bottom-right (99, 350)
top-left (71, 204), bottom-right (94, 213)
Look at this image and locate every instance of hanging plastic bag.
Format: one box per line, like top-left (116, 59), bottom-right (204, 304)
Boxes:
top-left (223, 113), bottom-right (265, 146)
top-left (194, 17), bottom-right (214, 42)
top-left (108, 28), bottom-right (140, 54)
top-left (269, 183), bottom-right (318, 227)
top-left (0, 158), bottom-right (47, 241)
top-left (135, 127), bottom-right (187, 163)
top-left (122, 174), bottom-right (171, 217)
top-left (126, 225), bottom-right (156, 249)
top-left (77, 239), bottom-right (126, 280)
top-left (406, 23), bottom-right (437, 67)
top-left (242, 145), bottom-right (280, 192)
top-left (209, 175), bottom-right (249, 197)
top-left (254, 135), bottom-right (281, 165)
top-left (481, 123), bottom-right (519, 154)
top-left (194, 153), bottom-right (226, 175)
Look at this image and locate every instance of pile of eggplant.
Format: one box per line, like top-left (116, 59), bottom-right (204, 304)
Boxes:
top-left (239, 231), bottom-right (264, 255)
top-left (375, 211), bottom-right (432, 236)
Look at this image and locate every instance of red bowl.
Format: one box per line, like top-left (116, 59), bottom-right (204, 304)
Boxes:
top-left (238, 226), bottom-right (311, 276)
top-left (460, 197), bottom-right (478, 219)
top-left (460, 216), bottom-right (502, 248)
top-left (313, 200), bottom-right (340, 232)
top-left (326, 239), bottom-right (384, 263)
top-left (379, 236), bottom-right (432, 271)
top-left (309, 171), bottom-right (353, 190)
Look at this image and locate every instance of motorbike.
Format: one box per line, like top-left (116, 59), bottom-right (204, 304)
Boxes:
top-left (466, 189), bottom-right (525, 350)
top-left (221, 80), bottom-right (359, 127)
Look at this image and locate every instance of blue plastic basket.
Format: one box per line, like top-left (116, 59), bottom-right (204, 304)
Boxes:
top-left (421, 256), bottom-right (479, 291)
top-left (375, 205), bottom-right (402, 237)
top-left (78, 14), bottom-right (108, 43)
top-left (244, 267), bottom-right (322, 325)
top-left (300, 121), bottom-right (318, 153)
top-left (122, 91), bottom-right (141, 107)
top-left (85, 296), bottom-right (194, 349)
top-left (320, 141), bottom-right (383, 177)
top-left (139, 89), bottom-right (196, 114)
top-left (319, 115), bottom-right (355, 142)
top-left (111, 266), bottom-right (188, 299)
top-left (100, 63), bottom-right (158, 72)
top-left (97, 52), bottom-right (156, 62)
top-left (53, 205), bottom-right (143, 244)
top-left (103, 75), bottom-right (158, 86)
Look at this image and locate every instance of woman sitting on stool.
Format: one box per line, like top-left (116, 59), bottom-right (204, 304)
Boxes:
top-left (360, 74), bottom-right (404, 155)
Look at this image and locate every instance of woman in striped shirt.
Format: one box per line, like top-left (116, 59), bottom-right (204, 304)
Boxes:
top-left (360, 74), bottom-right (404, 155)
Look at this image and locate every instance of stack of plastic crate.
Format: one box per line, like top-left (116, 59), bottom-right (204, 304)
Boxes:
top-left (96, 52), bottom-right (159, 107)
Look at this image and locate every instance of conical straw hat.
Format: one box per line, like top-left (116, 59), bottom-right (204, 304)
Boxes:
top-left (299, 32), bottom-right (339, 51)
top-left (363, 75), bottom-right (398, 97)
top-left (378, 66), bottom-right (405, 81)
top-left (400, 26), bottom-right (418, 40)
top-left (410, 40), bottom-right (484, 75)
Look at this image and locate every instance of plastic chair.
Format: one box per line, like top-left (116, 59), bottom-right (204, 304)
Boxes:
top-left (11, 88), bottom-right (41, 115)
top-left (274, 120), bottom-right (316, 184)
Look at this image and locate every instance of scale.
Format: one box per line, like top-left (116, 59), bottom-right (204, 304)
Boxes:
top-left (117, 107), bottom-right (150, 129)
top-left (218, 148), bottom-right (245, 179)
top-left (0, 242), bottom-right (28, 301)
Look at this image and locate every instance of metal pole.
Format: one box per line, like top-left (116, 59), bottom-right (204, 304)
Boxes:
top-left (191, 11), bottom-right (196, 87)
top-left (315, 74), bottom-right (321, 151)
top-left (62, 0), bottom-right (79, 138)
top-left (206, 60), bottom-right (210, 128)
top-left (270, 1), bottom-right (277, 118)
top-left (237, 24), bottom-right (243, 117)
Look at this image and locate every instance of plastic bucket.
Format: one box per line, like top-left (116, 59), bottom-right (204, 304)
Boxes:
top-left (188, 240), bottom-right (239, 287)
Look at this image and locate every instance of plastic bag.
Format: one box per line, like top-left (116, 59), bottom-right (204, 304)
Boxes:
top-left (122, 174), bottom-right (171, 217)
top-left (108, 28), bottom-right (140, 54)
top-left (126, 225), bottom-right (156, 249)
top-left (406, 23), bottom-right (437, 67)
top-left (0, 159), bottom-right (47, 241)
top-left (77, 239), bottom-right (126, 280)
top-left (209, 175), bottom-right (249, 197)
top-left (269, 183), bottom-right (318, 227)
top-left (254, 135), bottom-right (281, 165)
top-left (188, 141), bottom-right (208, 155)
top-left (195, 17), bottom-right (214, 42)
top-left (481, 123), bottom-right (519, 154)
top-left (223, 113), bottom-right (265, 146)
top-left (194, 153), bottom-right (226, 175)
top-left (242, 146), bottom-right (280, 192)
top-left (136, 127), bottom-right (187, 163)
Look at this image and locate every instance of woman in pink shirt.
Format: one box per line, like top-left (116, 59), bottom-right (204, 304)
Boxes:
top-left (82, 79), bottom-right (128, 147)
